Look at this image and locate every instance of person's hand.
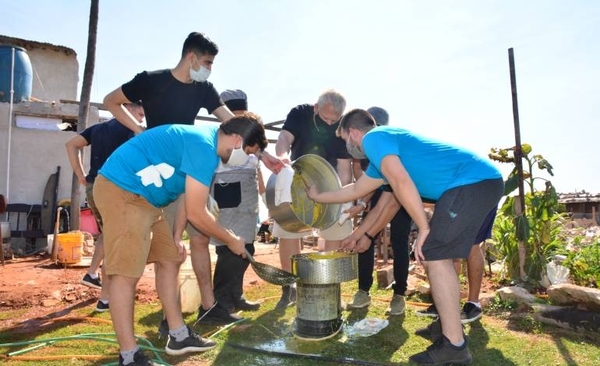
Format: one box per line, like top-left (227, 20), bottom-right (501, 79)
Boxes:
top-left (261, 152), bottom-right (288, 174)
top-left (355, 235), bottom-right (373, 253)
top-left (413, 227), bottom-right (430, 266)
top-left (305, 184), bottom-right (321, 201)
top-left (340, 235), bottom-right (358, 252)
top-left (78, 175), bottom-right (87, 186)
top-left (227, 234), bottom-right (246, 257)
top-left (345, 204), bottom-right (364, 219)
top-left (172, 235), bottom-right (188, 263)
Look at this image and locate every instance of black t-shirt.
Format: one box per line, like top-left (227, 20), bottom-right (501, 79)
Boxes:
top-left (80, 118), bottom-right (134, 183)
top-left (121, 69), bottom-right (223, 128)
top-left (281, 104), bottom-right (349, 169)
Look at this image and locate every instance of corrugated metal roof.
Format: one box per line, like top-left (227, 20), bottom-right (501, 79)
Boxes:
top-left (0, 35), bottom-right (76, 56)
top-left (559, 192), bottom-right (600, 204)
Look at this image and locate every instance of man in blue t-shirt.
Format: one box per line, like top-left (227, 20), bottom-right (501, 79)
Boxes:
top-left (308, 109), bottom-right (503, 366)
top-left (65, 102), bottom-right (144, 314)
top-left (104, 32), bottom-right (284, 330)
top-left (94, 114), bottom-right (267, 365)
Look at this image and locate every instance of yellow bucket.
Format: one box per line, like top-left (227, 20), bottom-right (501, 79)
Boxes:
top-left (57, 231), bottom-right (84, 264)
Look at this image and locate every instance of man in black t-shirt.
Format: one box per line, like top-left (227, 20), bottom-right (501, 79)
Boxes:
top-left (102, 32), bottom-right (279, 364)
top-left (273, 89), bottom-right (353, 309)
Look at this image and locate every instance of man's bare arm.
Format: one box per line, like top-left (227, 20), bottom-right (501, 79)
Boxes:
top-left (103, 88), bottom-right (144, 134)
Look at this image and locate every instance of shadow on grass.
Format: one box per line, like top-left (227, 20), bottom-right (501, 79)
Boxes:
top-left (503, 311), bottom-right (600, 366)
top-left (0, 297), bottom-right (98, 338)
top-left (468, 321), bottom-right (516, 366)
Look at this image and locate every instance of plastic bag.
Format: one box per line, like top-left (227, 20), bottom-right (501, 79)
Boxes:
top-left (349, 318), bottom-right (389, 337)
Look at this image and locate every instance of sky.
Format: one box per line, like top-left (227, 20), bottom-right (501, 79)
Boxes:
top-left (3, 0), bottom-right (600, 195)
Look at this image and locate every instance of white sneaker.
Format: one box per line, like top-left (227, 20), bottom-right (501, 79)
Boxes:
top-left (346, 290), bottom-right (371, 309)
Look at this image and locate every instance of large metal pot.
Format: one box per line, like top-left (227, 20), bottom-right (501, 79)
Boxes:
top-left (291, 251), bottom-right (358, 284)
top-left (266, 154), bottom-right (342, 232)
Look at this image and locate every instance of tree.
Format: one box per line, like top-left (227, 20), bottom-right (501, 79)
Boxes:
top-left (489, 144), bottom-right (566, 284)
top-left (69, 0), bottom-right (99, 231)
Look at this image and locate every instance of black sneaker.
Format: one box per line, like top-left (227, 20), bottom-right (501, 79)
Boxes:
top-left (416, 303), bottom-right (438, 318)
top-left (165, 326), bottom-right (217, 355)
top-left (409, 335), bottom-right (472, 365)
top-left (95, 300), bottom-right (109, 312)
top-left (196, 302), bottom-right (243, 325)
top-left (81, 273), bottom-right (102, 289)
top-left (461, 302), bottom-right (482, 324)
top-left (118, 349), bottom-right (156, 365)
top-left (157, 319), bottom-right (169, 339)
top-left (415, 319), bottom-right (442, 342)
top-left (275, 285), bottom-right (297, 309)
top-left (234, 298), bottom-right (261, 312)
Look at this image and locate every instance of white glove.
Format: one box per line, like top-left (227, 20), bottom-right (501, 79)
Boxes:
top-left (338, 202), bottom-right (354, 225)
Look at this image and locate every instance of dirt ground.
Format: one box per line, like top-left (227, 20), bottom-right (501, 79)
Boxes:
top-left (0, 240), bottom-right (497, 330)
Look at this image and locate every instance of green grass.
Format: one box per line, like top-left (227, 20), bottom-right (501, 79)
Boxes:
top-left (1, 282), bottom-right (599, 365)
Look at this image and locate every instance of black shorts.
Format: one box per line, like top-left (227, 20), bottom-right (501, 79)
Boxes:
top-left (474, 208), bottom-right (497, 244)
top-left (422, 179), bottom-right (503, 261)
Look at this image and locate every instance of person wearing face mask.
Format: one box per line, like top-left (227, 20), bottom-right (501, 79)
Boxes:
top-left (94, 113), bottom-right (268, 366)
top-left (306, 109), bottom-right (503, 366)
top-left (273, 89), bottom-right (353, 309)
top-left (204, 90), bottom-right (264, 316)
top-left (103, 32), bottom-right (285, 330)
top-left (341, 107), bottom-right (414, 317)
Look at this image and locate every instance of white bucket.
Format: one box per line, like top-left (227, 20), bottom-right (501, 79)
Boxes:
top-left (47, 234), bottom-right (54, 253)
top-left (1, 221), bottom-right (10, 239)
top-left (179, 257), bottom-right (201, 313)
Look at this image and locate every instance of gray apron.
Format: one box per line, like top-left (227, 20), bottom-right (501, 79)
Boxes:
top-left (210, 166), bottom-right (259, 245)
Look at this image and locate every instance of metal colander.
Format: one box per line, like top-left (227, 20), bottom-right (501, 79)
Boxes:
top-left (291, 251), bottom-right (358, 284)
top-left (246, 249), bottom-right (299, 286)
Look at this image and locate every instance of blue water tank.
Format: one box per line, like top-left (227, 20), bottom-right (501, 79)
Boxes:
top-left (0, 45), bottom-right (33, 103)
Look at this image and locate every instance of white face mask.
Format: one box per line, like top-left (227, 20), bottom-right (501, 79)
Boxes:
top-left (190, 65), bottom-right (211, 82)
top-left (227, 146), bottom-right (249, 166)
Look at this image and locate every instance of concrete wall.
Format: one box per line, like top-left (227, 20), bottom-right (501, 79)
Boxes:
top-left (0, 36), bottom-right (79, 102)
top-left (28, 48), bottom-right (79, 101)
top-left (0, 101), bottom-right (99, 206)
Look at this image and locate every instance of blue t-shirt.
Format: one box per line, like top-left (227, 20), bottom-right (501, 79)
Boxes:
top-left (99, 124), bottom-right (220, 207)
top-left (363, 126), bottom-right (501, 201)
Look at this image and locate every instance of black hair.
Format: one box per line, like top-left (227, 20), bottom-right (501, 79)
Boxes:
top-left (219, 112), bottom-right (268, 151)
top-left (181, 32), bottom-right (219, 58)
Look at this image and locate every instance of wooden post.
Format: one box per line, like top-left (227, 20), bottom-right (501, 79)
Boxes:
top-left (0, 194), bottom-right (5, 266)
top-left (508, 48), bottom-right (528, 281)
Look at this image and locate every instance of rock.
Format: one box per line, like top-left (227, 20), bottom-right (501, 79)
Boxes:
top-left (480, 292), bottom-right (497, 308)
top-left (417, 283), bottom-right (431, 296)
top-left (547, 283), bottom-right (600, 312)
top-left (497, 286), bottom-right (536, 304)
top-left (376, 265), bottom-right (394, 289)
top-left (42, 298), bottom-right (60, 307)
top-left (531, 303), bottom-right (600, 334)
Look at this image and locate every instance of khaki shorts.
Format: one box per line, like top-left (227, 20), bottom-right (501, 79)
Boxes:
top-left (93, 175), bottom-right (181, 278)
top-left (85, 182), bottom-right (102, 230)
top-left (272, 219), bottom-right (352, 241)
top-left (162, 195), bottom-right (206, 238)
